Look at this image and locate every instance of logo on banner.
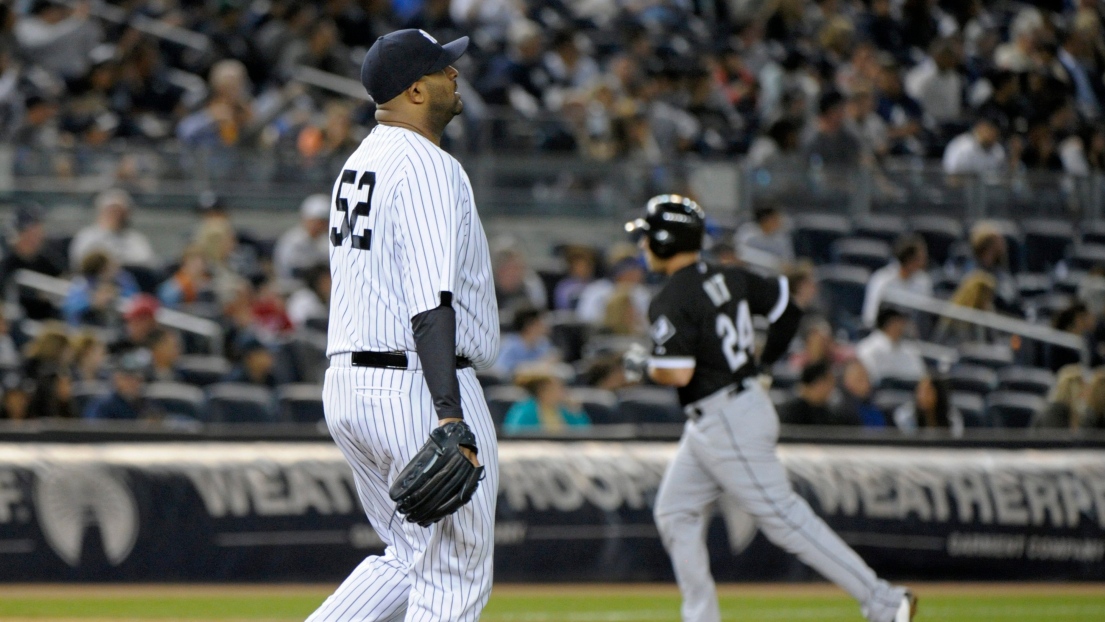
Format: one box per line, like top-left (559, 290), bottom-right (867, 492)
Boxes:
top-left (34, 467), bottom-right (139, 567)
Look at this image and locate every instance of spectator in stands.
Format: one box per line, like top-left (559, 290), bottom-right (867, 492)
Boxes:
top-left (845, 87), bottom-right (889, 159)
top-left (833, 359), bottom-right (887, 427)
top-left (274, 194), bottom-right (331, 284)
top-left (861, 235), bottom-right (932, 327)
top-left (874, 58), bottom-right (925, 156)
top-left (779, 360), bottom-right (856, 425)
top-left (789, 316), bottom-right (852, 372)
top-left (69, 189), bottom-right (157, 270)
top-left (84, 349), bottom-right (149, 420)
top-left (942, 118), bottom-right (1009, 176)
top-left (786, 261), bottom-right (819, 309)
top-left (1045, 302), bottom-right (1095, 372)
top-left (1, 380), bottom-right (32, 421)
top-left (576, 253), bottom-right (649, 327)
top-left (287, 263), bottom-right (331, 329)
top-left (905, 38), bottom-right (965, 128)
top-left (856, 308), bottom-right (926, 385)
top-left (994, 8), bottom-right (1045, 72)
top-left (745, 118), bottom-right (802, 169)
top-left (195, 217), bottom-right (248, 306)
top-left (803, 90), bottom-right (864, 170)
top-left (893, 374), bottom-right (963, 436)
top-left (1034, 364), bottom-right (1087, 428)
top-left (147, 328), bottom-right (182, 383)
top-left (158, 246), bottom-right (214, 309)
top-left (176, 59), bottom-right (255, 149)
top-left (707, 242), bottom-right (740, 267)
top-left (493, 246), bottom-right (547, 326)
top-left (503, 365), bottom-right (590, 434)
top-left (22, 323), bottom-right (71, 381)
top-left (225, 335), bottom-right (277, 388)
top-left (579, 353), bottom-right (630, 392)
top-left (62, 251), bottom-right (139, 327)
top-left (0, 308), bottom-right (19, 373)
top-left (278, 18), bottom-right (355, 80)
top-left (14, 0), bottom-right (102, 80)
top-left (494, 308), bottom-right (557, 377)
top-left (933, 271), bottom-right (997, 344)
top-left (109, 294), bottom-right (159, 356)
top-left (602, 284), bottom-right (646, 336)
top-left (735, 204), bottom-right (794, 268)
top-left (1081, 369), bottom-right (1105, 429)
top-left (475, 19), bottom-right (548, 112)
top-left (70, 331), bottom-right (106, 382)
top-left (967, 222), bottom-right (1020, 314)
top-left (27, 364), bottom-right (73, 419)
top-left (553, 245), bottom-right (597, 311)
top-left (1058, 28), bottom-right (1103, 120)
top-left (0, 203), bottom-right (64, 320)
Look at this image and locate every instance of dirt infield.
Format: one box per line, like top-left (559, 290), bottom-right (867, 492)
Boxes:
top-left (0, 582), bottom-right (1102, 599)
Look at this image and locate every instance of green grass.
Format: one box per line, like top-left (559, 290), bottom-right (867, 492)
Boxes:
top-left (0, 586), bottom-right (1102, 621)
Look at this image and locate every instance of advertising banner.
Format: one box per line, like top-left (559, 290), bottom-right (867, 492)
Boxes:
top-left (0, 442), bottom-right (1103, 581)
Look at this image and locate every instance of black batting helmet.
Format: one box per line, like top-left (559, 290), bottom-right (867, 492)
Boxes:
top-left (624, 194), bottom-right (705, 259)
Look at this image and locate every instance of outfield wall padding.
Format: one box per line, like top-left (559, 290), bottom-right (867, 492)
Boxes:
top-left (0, 442), bottom-right (1103, 581)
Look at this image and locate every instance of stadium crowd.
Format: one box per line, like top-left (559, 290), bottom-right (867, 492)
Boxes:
top-left (0, 0), bottom-right (1103, 176)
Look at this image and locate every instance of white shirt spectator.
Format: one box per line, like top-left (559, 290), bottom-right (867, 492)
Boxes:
top-left (576, 280), bottom-right (650, 325)
top-left (862, 262), bottom-right (934, 327)
top-left (15, 5), bottom-right (102, 79)
top-left (286, 287), bottom-right (328, 328)
top-left (942, 131), bottom-right (1006, 175)
top-left (905, 59), bottom-right (964, 123)
top-left (735, 222), bottom-right (795, 266)
top-left (273, 195), bottom-right (331, 282)
top-left (856, 330), bottom-right (926, 385)
top-left (69, 189), bottom-right (157, 269)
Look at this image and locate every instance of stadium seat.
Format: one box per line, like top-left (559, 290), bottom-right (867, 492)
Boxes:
top-left (72, 381), bottom-right (110, 417)
top-left (909, 216), bottom-right (963, 266)
top-left (852, 214), bottom-right (907, 245)
top-left (476, 370), bottom-right (510, 389)
top-left (305, 317), bottom-right (329, 333)
top-left (947, 365), bottom-right (998, 395)
top-left (997, 367), bottom-right (1055, 395)
top-left (985, 219), bottom-right (1024, 274)
top-left (177, 355), bottom-right (232, 387)
top-left (957, 342), bottom-right (1014, 369)
top-left (277, 384), bottom-right (325, 423)
top-left (1054, 272), bottom-right (1086, 295)
top-left (616, 385), bottom-right (683, 424)
top-left (145, 382), bottom-right (206, 421)
top-left (986, 391), bottom-right (1046, 428)
top-left (831, 237), bottom-right (892, 271)
top-left (1071, 245), bottom-right (1105, 272)
top-left (873, 389), bottom-right (912, 415)
top-left (879, 376), bottom-right (918, 392)
top-left (1015, 273), bottom-right (1052, 300)
top-left (792, 213), bottom-right (851, 265)
top-left (485, 385), bottom-right (529, 429)
top-left (951, 392), bottom-right (988, 428)
top-left (1082, 220), bottom-right (1105, 246)
top-left (816, 264), bottom-right (870, 332)
top-left (205, 383), bottom-right (276, 423)
top-left (287, 330), bottom-right (328, 384)
top-left (1022, 219), bottom-right (1074, 273)
top-left (548, 312), bottom-right (592, 363)
top-left (124, 265), bottom-right (165, 294)
top-left (568, 387), bottom-right (621, 425)
top-left (770, 363), bottom-right (800, 391)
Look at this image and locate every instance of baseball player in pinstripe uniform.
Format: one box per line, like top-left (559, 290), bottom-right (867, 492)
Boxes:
top-left (308, 30), bottom-right (499, 622)
top-left (625, 196), bottom-right (917, 622)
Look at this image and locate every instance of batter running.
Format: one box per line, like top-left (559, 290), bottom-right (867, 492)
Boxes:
top-left (625, 195), bottom-right (917, 622)
top-left (309, 29), bottom-right (499, 622)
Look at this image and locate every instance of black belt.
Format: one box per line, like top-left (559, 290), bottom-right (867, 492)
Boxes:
top-left (684, 381), bottom-right (750, 421)
top-left (350, 351), bottom-right (473, 370)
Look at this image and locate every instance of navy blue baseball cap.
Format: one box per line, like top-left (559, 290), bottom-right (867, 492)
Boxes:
top-left (360, 29), bottom-right (469, 105)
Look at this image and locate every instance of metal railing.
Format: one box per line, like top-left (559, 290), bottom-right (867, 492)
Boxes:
top-left (13, 270), bottom-right (225, 356)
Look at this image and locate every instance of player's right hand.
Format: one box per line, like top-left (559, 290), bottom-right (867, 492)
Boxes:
top-left (623, 343), bottom-right (649, 383)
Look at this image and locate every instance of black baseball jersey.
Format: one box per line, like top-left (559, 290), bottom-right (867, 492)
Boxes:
top-left (648, 261), bottom-right (789, 405)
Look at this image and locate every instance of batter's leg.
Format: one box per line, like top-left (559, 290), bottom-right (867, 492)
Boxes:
top-left (308, 367), bottom-right (416, 622)
top-left (401, 370), bottom-right (498, 622)
top-left (654, 425), bottom-right (724, 622)
top-left (694, 387), bottom-right (906, 622)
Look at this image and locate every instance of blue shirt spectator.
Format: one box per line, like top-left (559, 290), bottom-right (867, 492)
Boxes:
top-left (62, 251), bottom-right (139, 326)
top-left (502, 369), bottom-right (591, 434)
top-left (84, 351), bottom-right (148, 420)
top-left (493, 308), bottom-right (557, 376)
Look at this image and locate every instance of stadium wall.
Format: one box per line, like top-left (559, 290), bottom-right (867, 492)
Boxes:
top-left (1, 442), bottom-right (1104, 582)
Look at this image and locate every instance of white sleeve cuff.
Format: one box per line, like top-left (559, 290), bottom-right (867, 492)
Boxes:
top-left (767, 276), bottom-right (789, 323)
top-left (649, 356), bottom-right (696, 369)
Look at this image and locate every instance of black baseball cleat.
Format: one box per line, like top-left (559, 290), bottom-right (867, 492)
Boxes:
top-left (894, 591), bottom-right (918, 622)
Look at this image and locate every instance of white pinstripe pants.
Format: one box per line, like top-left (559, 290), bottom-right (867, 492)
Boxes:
top-left (653, 385), bottom-right (905, 622)
top-left (308, 364), bottom-right (498, 622)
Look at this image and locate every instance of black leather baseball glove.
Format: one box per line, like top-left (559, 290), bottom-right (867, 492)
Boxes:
top-left (389, 420), bottom-right (484, 527)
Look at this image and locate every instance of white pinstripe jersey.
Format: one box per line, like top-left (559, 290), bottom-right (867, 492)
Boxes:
top-left (326, 125), bottom-right (499, 369)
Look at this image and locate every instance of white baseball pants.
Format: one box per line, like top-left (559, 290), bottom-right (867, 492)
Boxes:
top-left (654, 384), bottom-right (906, 622)
top-left (308, 364), bottom-right (498, 622)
